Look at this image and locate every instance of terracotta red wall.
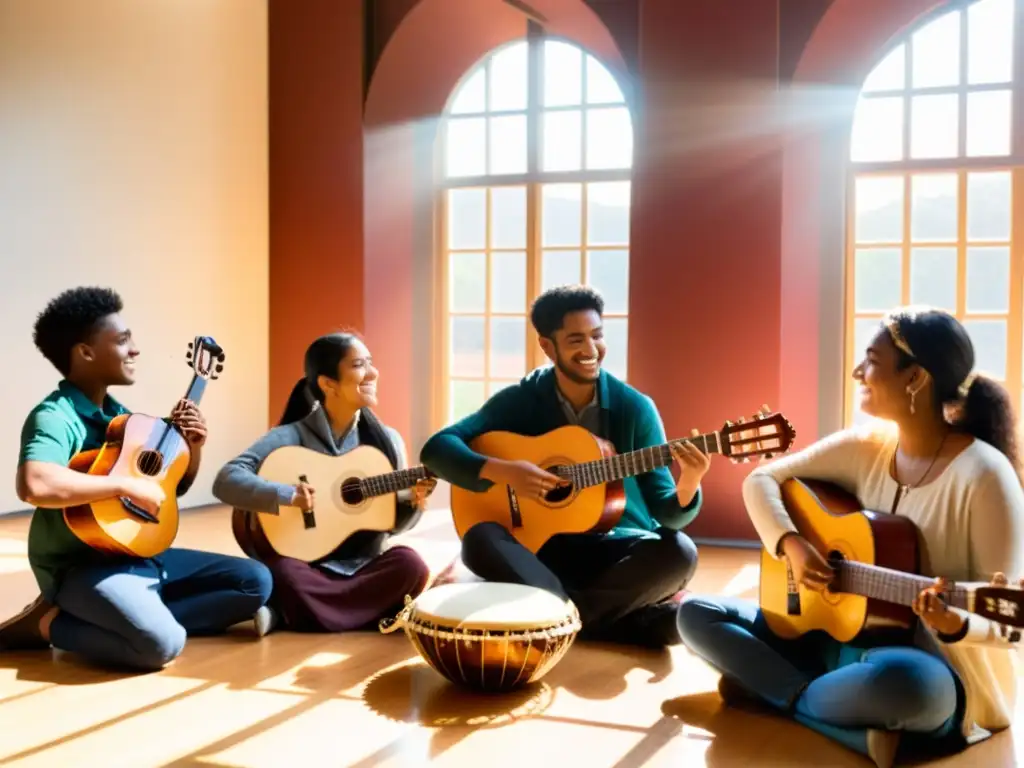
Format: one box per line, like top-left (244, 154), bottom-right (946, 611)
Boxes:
top-left (268, 0), bottom-right (949, 541)
top-left (267, 0), bottom-right (365, 423)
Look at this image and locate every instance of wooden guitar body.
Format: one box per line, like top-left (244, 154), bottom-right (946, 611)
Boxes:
top-left (759, 478), bottom-right (920, 643)
top-left (64, 412), bottom-right (190, 558)
top-left (232, 444), bottom-right (399, 563)
top-left (449, 426), bottom-right (626, 553)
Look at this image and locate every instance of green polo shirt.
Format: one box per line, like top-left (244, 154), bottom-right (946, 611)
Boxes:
top-left (18, 380), bottom-right (130, 599)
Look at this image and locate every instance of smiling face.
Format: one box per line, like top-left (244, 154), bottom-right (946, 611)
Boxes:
top-left (70, 312), bottom-right (139, 386)
top-left (317, 338), bottom-right (378, 412)
top-left (540, 309), bottom-right (606, 385)
top-left (852, 326), bottom-right (926, 420)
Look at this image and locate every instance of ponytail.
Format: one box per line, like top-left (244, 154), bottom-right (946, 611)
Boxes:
top-left (953, 373), bottom-right (1021, 480)
top-left (356, 407), bottom-right (400, 469)
top-left (279, 378), bottom-right (315, 426)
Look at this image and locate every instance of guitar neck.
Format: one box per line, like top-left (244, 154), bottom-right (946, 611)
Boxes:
top-left (360, 465), bottom-right (432, 499)
top-left (183, 374), bottom-right (207, 406)
top-left (556, 432), bottom-right (723, 489)
top-left (837, 560), bottom-right (973, 613)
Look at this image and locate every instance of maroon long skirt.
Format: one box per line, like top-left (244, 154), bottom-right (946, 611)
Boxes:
top-left (266, 545), bottom-right (430, 632)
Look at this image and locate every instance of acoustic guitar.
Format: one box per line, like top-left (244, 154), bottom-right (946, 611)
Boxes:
top-left (759, 478), bottom-right (1024, 642)
top-left (230, 444), bottom-right (435, 563)
top-left (63, 336), bottom-right (225, 558)
top-left (449, 408), bottom-right (796, 553)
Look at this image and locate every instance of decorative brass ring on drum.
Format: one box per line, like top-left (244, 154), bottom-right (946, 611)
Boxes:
top-left (380, 582), bottom-right (582, 692)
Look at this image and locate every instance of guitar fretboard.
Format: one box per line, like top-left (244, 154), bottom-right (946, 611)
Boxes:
top-left (359, 466), bottom-right (432, 499)
top-left (552, 433), bottom-right (723, 490)
top-left (836, 560), bottom-right (971, 611)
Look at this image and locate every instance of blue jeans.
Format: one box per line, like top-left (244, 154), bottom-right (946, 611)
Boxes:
top-left (49, 548), bottom-right (273, 671)
top-left (677, 596), bottom-right (966, 760)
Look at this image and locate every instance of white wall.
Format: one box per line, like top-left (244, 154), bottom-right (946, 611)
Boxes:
top-left (0, 0), bottom-right (269, 514)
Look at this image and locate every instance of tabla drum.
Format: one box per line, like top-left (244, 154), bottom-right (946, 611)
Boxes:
top-left (380, 581), bottom-right (581, 692)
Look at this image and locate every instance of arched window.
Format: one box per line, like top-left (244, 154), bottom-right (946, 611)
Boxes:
top-left (845, 0), bottom-right (1016, 425)
top-left (438, 37), bottom-right (633, 425)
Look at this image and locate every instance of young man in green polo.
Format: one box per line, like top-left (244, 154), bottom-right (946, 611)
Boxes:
top-left (0, 287), bottom-right (273, 670)
top-left (421, 285), bottom-right (711, 647)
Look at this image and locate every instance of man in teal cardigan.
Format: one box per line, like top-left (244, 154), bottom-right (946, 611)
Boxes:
top-left (421, 285), bottom-right (711, 647)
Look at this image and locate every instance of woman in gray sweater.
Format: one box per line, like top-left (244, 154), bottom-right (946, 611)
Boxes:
top-left (212, 332), bottom-right (435, 633)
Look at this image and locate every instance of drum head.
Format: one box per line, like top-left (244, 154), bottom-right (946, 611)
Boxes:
top-left (411, 582), bottom-right (573, 631)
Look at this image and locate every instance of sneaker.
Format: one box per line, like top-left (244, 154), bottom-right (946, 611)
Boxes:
top-left (0, 596), bottom-right (53, 651)
top-left (253, 605), bottom-right (278, 637)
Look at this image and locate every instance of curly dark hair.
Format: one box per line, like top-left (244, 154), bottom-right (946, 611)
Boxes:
top-left (529, 284), bottom-right (604, 338)
top-left (887, 306), bottom-right (1021, 478)
top-left (32, 287), bottom-right (124, 376)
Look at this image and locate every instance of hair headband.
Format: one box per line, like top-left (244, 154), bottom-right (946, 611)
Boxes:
top-left (883, 315), bottom-right (976, 399)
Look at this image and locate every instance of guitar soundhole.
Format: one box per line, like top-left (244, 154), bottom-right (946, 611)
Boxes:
top-left (825, 550), bottom-right (844, 592)
top-left (542, 466), bottom-right (573, 503)
top-left (136, 450), bottom-right (163, 476)
top-left (340, 479), bottom-right (366, 505)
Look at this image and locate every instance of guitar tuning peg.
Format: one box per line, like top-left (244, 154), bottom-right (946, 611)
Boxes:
top-left (761, 403), bottom-right (771, 412)
top-left (188, 341), bottom-right (194, 349)
top-left (737, 416), bottom-right (746, 424)
top-left (724, 420), bottom-right (733, 427)
top-left (215, 364), bottom-right (224, 373)
top-left (218, 353), bottom-right (225, 362)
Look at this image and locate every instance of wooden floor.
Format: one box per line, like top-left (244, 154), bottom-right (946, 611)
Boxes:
top-left (0, 506), bottom-right (1020, 767)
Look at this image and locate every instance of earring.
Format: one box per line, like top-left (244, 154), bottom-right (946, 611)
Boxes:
top-left (908, 388), bottom-right (916, 415)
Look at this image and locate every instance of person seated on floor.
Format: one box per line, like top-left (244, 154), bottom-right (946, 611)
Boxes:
top-left (677, 306), bottom-right (1024, 768)
top-left (420, 284), bottom-right (709, 648)
top-left (0, 286), bottom-right (273, 670)
top-left (213, 332), bottom-right (435, 634)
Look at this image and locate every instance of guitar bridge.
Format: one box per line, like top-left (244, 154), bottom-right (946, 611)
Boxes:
top-left (785, 561), bottom-right (801, 615)
top-left (506, 486), bottom-right (522, 529)
top-left (299, 473), bottom-right (315, 529)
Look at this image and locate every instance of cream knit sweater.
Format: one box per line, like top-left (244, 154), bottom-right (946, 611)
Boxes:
top-left (743, 423), bottom-right (1024, 742)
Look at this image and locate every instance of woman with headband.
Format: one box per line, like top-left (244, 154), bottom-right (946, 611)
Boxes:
top-left (677, 306), bottom-right (1024, 767)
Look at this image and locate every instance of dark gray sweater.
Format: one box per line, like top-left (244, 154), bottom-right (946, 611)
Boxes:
top-left (212, 406), bottom-right (421, 574)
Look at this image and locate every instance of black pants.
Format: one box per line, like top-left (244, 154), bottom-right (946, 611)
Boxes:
top-left (461, 522), bottom-right (698, 643)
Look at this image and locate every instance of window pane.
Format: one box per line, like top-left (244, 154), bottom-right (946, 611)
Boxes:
top-left (862, 44), bottom-right (905, 93)
top-left (854, 176), bottom-right (903, 243)
top-left (853, 317), bottom-right (883, 365)
top-left (602, 317), bottom-right (628, 380)
top-left (542, 183), bottom-right (582, 246)
top-left (449, 252), bottom-right (486, 313)
top-left (910, 94), bottom-right (959, 159)
top-left (450, 380), bottom-right (485, 423)
top-left (966, 90), bottom-right (1012, 158)
top-left (450, 316), bottom-right (485, 376)
top-left (490, 316), bottom-right (526, 378)
top-left (586, 181), bottom-right (630, 246)
top-left (491, 251), bottom-right (526, 313)
top-left (543, 40), bottom-right (582, 107)
top-left (447, 188), bottom-right (486, 249)
top-left (911, 10), bottom-right (960, 88)
top-left (587, 250), bottom-right (629, 314)
top-left (968, 0), bottom-right (1013, 85)
top-left (487, 380), bottom-right (518, 397)
top-left (489, 115), bottom-right (527, 175)
top-left (542, 110), bottom-right (582, 172)
top-left (854, 249), bottom-right (902, 311)
top-left (911, 173), bottom-right (957, 242)
top-left (586, 55), bottom-right (624, 104)
top-left (542, 250), bottom-right (582, 290)
top-left (586, 107), bottom-right (632, 170)
top-left (489, 41), bottom-right (528, 112)
top-left (850, 97), bottom-right (903, 162)
top-left (446, 117), bottom-right (486, 177)
top-left (909, 247), bottom-right (957, 312)
top-left (490, 186), bottom-right (526, 249)
top-left (966, 246), bottom-right (1010, 313)
top-left (963, 319), bottom-right (1007, 380)
top-left (967, 172), bottom-right (1011, 241)
top-left (450, 68), bottom-right (485, 114)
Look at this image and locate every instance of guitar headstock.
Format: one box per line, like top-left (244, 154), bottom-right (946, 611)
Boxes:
top-left (186, 336), bottom-right (226, 380)
top-left (720, 405), bottom-right (796, 464)
top-left (972, 584), bottom-right (1024, 629)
